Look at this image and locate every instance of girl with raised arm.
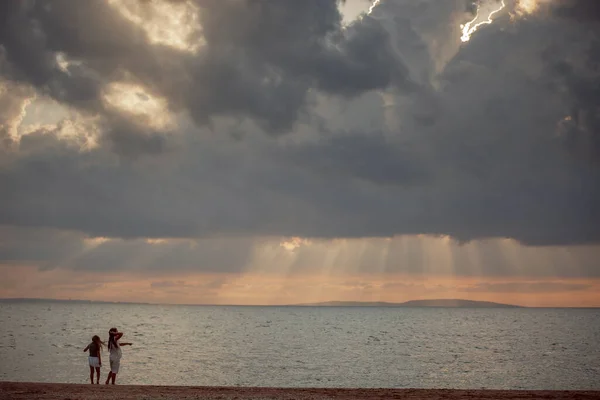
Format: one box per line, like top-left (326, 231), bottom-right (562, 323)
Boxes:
top-left (83, 335), bottom-right (104, 384)
top-left (105, 327), bottom-right (132, 385)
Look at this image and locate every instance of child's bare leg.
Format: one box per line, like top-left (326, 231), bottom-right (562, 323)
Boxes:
top-left (89, 366), bottom-right (94, 384)
top-left (105, 371), bottom-right (112, 384)
top-left (95, 367), bottom-right (101, 384)
top-left (111, 372), bottom-right (116, 384)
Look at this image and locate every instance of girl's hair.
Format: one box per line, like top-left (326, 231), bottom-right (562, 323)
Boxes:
top-left (92, 335), bottom-right (104, 349)
top-left (108, 328), bottom-right (119, 350)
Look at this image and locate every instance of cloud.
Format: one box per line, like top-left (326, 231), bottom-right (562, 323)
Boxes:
top-left (551, 0), bottom-right (600, 21)
top-left (1, 225), bottom-right (599, 280)
top-left (0, 0), bottom-right (599, 250)
top-left (0, 79), bottom-right (35, 148)
top-left (280, 131), bottom-right (431, 186)
top-left (0, 0), bottom-right (413, 153)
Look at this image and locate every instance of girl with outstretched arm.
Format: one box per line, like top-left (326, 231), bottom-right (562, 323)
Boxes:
top-left (105, 327), bottom-right (132, 385)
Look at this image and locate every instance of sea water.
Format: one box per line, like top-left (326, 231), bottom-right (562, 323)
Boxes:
top-left (0, 301), bottom-right (599, 389)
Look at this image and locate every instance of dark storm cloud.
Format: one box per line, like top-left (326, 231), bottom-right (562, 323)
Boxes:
top-left (196, 0), bottom-right (412, 96)
top-left (192, 0), bottom-right (413, 130)
top-left (0, 0), bottom-right (412, 146)
top-left (0, 1), bottom-right (106, 109)
top-left (403, 9), bottom-right (600, 245)
top-left (0, 226), bottom-right (84, 263)
top-left (552, 0), bottom-right (600, 21)
top-left (532, 2), bottom-right (600, 165)
top-left (280, 132), bottom-right (431, 186)
top-left (101, 117), bottom-right (170, 157)
top-left (0, 0), bottom-right (599, 251)
top-left (0, 0), bottom-right (177, 154)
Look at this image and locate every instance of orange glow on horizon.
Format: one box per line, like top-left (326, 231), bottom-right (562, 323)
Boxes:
top-left (1, 265), bottom-right (599, 308)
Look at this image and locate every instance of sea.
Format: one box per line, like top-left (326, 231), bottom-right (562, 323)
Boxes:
top-left (0, 300), bottom-right (599, 389)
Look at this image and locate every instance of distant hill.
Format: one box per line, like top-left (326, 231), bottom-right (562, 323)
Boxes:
top-left (294, 299), bottom-right (523, 308)
top-left (0, 298), bottom-right (522, 308)
top-left (0, 298), bottom-right (150, 305)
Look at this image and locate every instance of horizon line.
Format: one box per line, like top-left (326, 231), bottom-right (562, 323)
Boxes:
top-left (1, 297), bottom-right (599, 309)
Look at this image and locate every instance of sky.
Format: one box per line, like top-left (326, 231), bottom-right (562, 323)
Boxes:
top-left (0, 0), bottom-right (599, 307)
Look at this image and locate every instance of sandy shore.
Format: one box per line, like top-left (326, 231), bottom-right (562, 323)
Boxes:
top-left (1, 382), bottom-right (599, 400)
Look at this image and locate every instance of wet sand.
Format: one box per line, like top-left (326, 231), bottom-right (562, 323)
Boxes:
top-left (1, 382), bottom-right (599, 400)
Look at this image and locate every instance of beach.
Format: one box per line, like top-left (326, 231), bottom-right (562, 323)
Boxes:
top-left (1, 383), bottom-right (599, 400)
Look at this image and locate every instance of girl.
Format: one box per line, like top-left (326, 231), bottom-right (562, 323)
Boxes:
top-left (105, 327), bottom-right (132, 385)
top-left (83, 335), bottom-right (104, 384)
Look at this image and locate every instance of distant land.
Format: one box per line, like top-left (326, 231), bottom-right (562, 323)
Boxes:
top-left (2, 298), bottom-right (599, 308)
top-left (0, 298), bottom-right (151, 305)
top-left (0, 298), bottom-right (538, 308)
top-left (293, 299), bottom-right (524, 308)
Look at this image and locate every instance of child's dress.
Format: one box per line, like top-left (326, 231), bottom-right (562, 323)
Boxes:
top-left (109, 341), bottom-right (122, 373)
